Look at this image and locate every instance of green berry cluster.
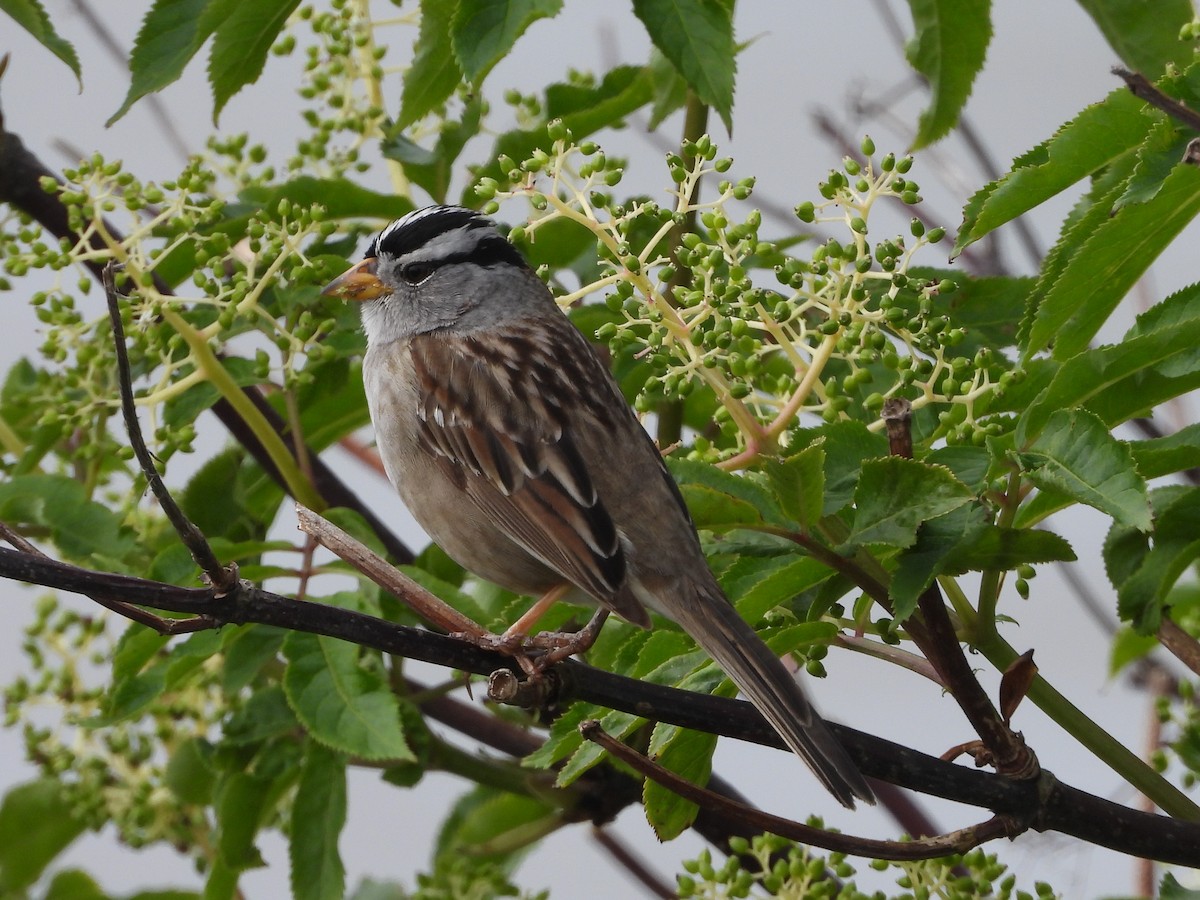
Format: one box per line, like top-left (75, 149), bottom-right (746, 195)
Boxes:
top-left (3, 596), bottom-right (216, 852)
top-left (478, 128), bottom-right (1016, 463)
top-left (676, 832), bottom-right (1058, 899)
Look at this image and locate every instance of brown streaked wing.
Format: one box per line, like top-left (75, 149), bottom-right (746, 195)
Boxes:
top-left (408, 328), bottom-right (643, 619)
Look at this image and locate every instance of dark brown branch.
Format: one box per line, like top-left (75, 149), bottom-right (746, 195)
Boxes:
top-left (104, 263), bottom-right (236, 593)
top-left (582, 719), bottom-right (1017, 861)
top-left (1157, 615), bottom-right (1200, 677)
top-left (2, 544), bottom-right (1200, 865)
top-left (886, 399), bottom-right (1037, 777)
top-left (1114, 67), bottom-right (1200, 132)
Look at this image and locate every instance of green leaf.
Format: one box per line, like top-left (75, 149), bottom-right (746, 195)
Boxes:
top-left (44, 870), bottom-right (106, 900)
top-left (214, 772), bottom-right (273, 872)
top-left (763, 445), bottom-right (824, 531)
top-left (386, 96), bottom-right (483, 203)
top-left (0, 473), bottom-right (136, 565)
top-left (1018, 282), bottom-right (1200, 441)
top-left (466, 66), bottom-right (655, 203)
top-left (643, 727), bottom-right (716, 839)
top-left (1077, 0), bottom-right (1194, 73)
top-left (845, 457), bottom-right (973, 550)
top-left (666, 457), bottom-right (789, 525)
top-left (165, 740), bottom-right (216, 809)
top-left (1017, 409), bottom-right (1152, 532)
top-left (647, 47), bottom-right (689, 130)
top-left (1017, 151), bottom-right (1137, 354)
top-left (904, 0), bottom-right (992, 148)
top-left (282, 630), bottom-right (414, 761)
top-left (397, 0), bottom-right (463, 128)
top-left (941, 526), bottom-right (1075, 573)
top-left (954, 87), bottom-right (1151, 253)
top-left (676, 483), bottom-right (764, 529)
top-left (724, 555), bottom-right (834, 625)
top-left (450, 0), bottom-right (563, 85)
top-left (0, 0), bottom-right (81, 84)
top-left (632, 0), bottom-right (736, 132)
top-left (790, 422), bottom-right (890, 515)
top-left (290, 744), bottom-right (347, 900)
top-left (1128, 423), bottom-right (1200, 479)
top-left (223, 686), bottom-right (299, 746)
top-left (0, 780), bottom-right (86, 891)
top-left (890, 506), bottom-right (984, 618)
top-left (240, 177), bottom-right (415, 223)
top-left (1109, 626), bottom-right (1159, 675)
top-left (108, 0), bottom-right (214, 124)
top-left (1113, 487), bottom-right (1200, 631)
top-left (924, 445), bottom-right (991, 492)
top-left (1028, 162), bottom-right (1200, 361)
top-left (899, 269), bottom-right (1032, 355)
top-left (434, 785), bottom-right (556, 862)
top-left (207, 0), bottom-right (301, 122)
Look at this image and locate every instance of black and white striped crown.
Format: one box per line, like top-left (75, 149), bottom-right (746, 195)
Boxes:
top-left (367, 205), bottom-right (525, 270)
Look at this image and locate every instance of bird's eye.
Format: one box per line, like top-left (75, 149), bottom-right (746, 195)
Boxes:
top-left (400, 262), bottom-right (435, 285)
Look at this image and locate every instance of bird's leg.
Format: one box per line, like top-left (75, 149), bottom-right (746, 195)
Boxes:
top-left (470, 586), bottom-right (610, 676)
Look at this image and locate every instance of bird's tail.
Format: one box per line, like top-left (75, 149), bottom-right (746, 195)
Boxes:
top-left (670, 580), bottom-right (874, 808)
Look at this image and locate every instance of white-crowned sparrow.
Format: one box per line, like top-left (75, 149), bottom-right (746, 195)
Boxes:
top-left (322, 205), bottom-right (873, 807)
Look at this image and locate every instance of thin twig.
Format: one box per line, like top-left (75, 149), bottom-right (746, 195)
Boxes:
top-left (1157, 616), bottom-right (1200, 677)
top-left (1114, 67), bottom-right (1200, 132)
top-left (295, 503), bottom-right (486, 637)
top-left (591, 828), bottom-right (676, 899)
top-left (580, 720), bottom-right (1017, 861)
top-left (103, 262), bottom-right (238, 593)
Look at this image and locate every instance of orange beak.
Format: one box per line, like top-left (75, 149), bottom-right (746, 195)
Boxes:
top-left (321, 257), bottom-right (386, 301)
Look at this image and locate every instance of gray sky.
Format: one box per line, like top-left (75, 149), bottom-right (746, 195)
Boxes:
top-left (2, 1), bottom-right (1197, 897)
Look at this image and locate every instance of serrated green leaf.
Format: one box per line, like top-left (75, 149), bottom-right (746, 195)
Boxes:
top-left (1128, 423), bottom-right (1200, 479)
top-left (904, 0), bottom-right (992, 148)
top-left (890, 506), bottom-right (985, 618)
top-left (290, 744), bottom-right (347, 900)
top-left (1077, 0), bottom-right (1194, 73)
top-left (763, 445), bottom-right (824, 530)
top-left (1115, 116), bottom-right (1193, 207)
top-left (726, 555), bottom-right (833, 625)
top-left (0, 473), bottom-right (137, 565)
top-left (632, 0), bottom-right (735, 132)
top-left (955, 87), bottom-right (1151, 253)
top-left (1, 0), bottom-right (81, 84)
top-left (221, 624), bottom-right (287, 692)
top-left (790, 422), bottom-right (890, 515)
top-left (845, 457), bottom-right (973, 549)
top-left (1017, 152), bottom-right (1137, 354)
top-left (942, 526), bottom-right (1075, 572)
top-left (1017, 408), bottom-right (1152, 532)
top-left (397, 0), bottom-right (463, 127)
top-left (1029, 162), bottom-right (1200, 360)
top-left (643, 727), bottom-right (715, 839)
top-left (207, 0), bottom-right (301, 122)
top-left (283, 631), bottom-right (414, 761)
top-left (213, 771), bottom-right (273, 872)
top-left (924, 445), bottom-right (991, 491)
top-left (667, 456), bottom-right (789, 525)
top-left (1115, 487), bottom-right (1200, 631)
top-left (1018, 282), bottom-right (1200, 443)
top-left (450, 0), bottom-right (562, 85)
top-left (0, 780), bottom-right (86, 891)
top-left (108, 0), bottom-right (213, 124)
